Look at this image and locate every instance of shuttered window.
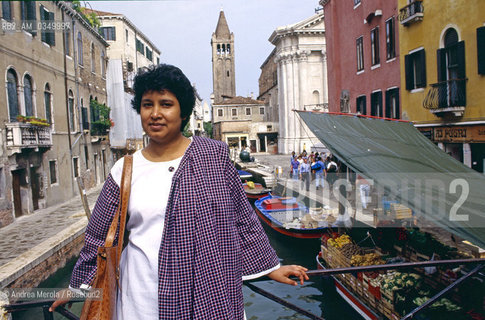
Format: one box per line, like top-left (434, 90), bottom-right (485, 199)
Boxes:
top-left (477, 26), bottom-right (485, 75)
top-left (405, 49), bottom-right (426, 90)
top-left (385, 88), bottom-right (400, 119)
top-left (21, 1), bottom-right (37, 36)
top-left (356, 95), bottom-right (366, 115)
top-left (40, 5), bottom-right (55, 46)
top-left (370, 91), bottom-right (382, 117)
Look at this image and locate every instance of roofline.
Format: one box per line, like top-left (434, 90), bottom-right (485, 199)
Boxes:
top-left (91, 11), bottom-right (161, 54)
top-left (260, 47), bottom-right (276, 69)
top-left (269, 13), bottom-right (325, 44)
top-left (56, 1), bottom-right (109, 46)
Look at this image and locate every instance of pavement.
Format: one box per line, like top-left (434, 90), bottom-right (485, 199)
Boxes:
top-left (0, 184), bottom-right (102, 288)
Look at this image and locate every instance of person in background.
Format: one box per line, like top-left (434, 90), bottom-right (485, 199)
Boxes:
top-left (299, 157), bottom-right (311, 192)
top-left (290, 155), bottom-right (300, 180)
top-left (51, 64), bottom-right (308, 320)
top-left (312, 156), bottom-right (325, 190)
top-left (326, 156), bottom-right (339, 190)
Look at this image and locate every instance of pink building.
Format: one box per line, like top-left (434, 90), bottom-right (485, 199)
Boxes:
top-left (320, 0), bottom-right (401, 118)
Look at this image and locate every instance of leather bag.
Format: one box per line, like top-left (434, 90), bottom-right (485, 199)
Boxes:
top-left (80, 155), bottom-right (133, 320)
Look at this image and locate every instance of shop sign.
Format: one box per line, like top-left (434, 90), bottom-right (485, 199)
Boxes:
top-left (433, 125), bottom-right (485, 143)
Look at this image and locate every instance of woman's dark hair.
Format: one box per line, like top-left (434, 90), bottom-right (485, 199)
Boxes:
top-left (131, 64), bottom-right (195, 131)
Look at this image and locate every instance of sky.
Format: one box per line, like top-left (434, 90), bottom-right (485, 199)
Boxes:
top-left (90, 0), bottom-right (322, 103)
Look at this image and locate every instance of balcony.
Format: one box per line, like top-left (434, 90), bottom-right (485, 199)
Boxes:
top-left (423, 79), bottom-right (467, 117)
top-left (5, 122), bottom-right (52, 153)
top-left (399, 0), bottom-right (424, 26)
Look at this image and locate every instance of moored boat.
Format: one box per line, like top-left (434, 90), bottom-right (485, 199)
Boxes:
top-left (254, 194), bottom-right (336, 239)
top-left (242, 181), bottom-right (271, 204)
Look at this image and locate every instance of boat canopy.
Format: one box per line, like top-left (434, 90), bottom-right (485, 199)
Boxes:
top-left (298, 111), bottom-right (485, 248)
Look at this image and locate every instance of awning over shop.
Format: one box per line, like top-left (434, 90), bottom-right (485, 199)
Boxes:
top-left (298, 111), bottom-right (485, 248)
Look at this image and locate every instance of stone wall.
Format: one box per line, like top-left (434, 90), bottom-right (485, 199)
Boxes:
top-left (6, 234), bottom-right (84, 290)
top-left (0, 210), bottom-right (13, 229)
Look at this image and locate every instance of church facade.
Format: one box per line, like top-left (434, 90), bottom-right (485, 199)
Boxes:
top-left (268, 12), bottom-right (328, 154)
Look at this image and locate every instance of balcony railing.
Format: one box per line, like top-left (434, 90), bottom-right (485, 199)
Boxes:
top-left (5, 122), bottom-right (52, 151)
top-left (423, 79), bottom-right (467, 117)
top-left (399, 0), bottom-right (424, 26)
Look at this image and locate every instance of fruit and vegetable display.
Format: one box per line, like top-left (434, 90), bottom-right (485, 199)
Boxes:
top-left (412, 297), bottom-right (462, 312)
top-left (350, 252), bottom-right (385, 266)
top-left (327, 234), bottom-right (352, 248)
top-left (372, 272), bottom-right (422, 292)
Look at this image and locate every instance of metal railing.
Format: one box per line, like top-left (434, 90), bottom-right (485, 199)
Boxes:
top-left (399, 0), bottom-right (424, 25)
top-left (423, 79), bottom-right (467, 110)
top-left (5, 122), bottom-right (52, 149)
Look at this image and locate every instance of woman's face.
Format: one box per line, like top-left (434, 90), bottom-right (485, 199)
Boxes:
top-left (140, 90), bottom-right (184, 145)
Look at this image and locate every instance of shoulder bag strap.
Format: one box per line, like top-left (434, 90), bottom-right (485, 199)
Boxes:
top-left (104, 155), bottom-right (133, 253)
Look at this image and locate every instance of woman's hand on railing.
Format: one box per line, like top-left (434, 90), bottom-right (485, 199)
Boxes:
top-left (268, 265), bottom-right (309, 286)
top-left (49, 288), bottom-right (73, 313)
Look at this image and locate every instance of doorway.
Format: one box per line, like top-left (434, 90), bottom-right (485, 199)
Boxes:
top-left (11, 169), bottom-right (24, 217)
top-left (30, 167), bottom-right (41, 210)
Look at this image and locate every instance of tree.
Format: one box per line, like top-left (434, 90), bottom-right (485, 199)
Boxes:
top-left (203, 122), bottom-right (213, 138)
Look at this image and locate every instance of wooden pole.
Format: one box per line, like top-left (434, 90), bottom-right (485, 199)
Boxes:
top-left (76, 177), bottom-right (91, 220)
top-left (306, 258), bottom-right (485, 277)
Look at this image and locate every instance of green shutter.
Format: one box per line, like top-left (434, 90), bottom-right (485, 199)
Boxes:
top-left (478, 27), bottom-right (485, 75)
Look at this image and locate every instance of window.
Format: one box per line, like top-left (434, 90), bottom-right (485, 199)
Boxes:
top-left (125, 29), bottom-right (128, 42)
top-left (40, 5), bottom-right (55, 46)
top-left (73, 157), bottom-right (79, 178)
top-left (21, 1), bottom-right (36, 36)
top-left (81, 98), bottom-right (89, 130)
top-left (478, 27), bottom-right (485, 75)
top-left (356, 95), bottom-right (366, 115)
top-left (23, 75), bottom-right (34, 116)
top-left (246, 107), bottom-right (251, 115)
top-left (91, 43), bottom-right (95, 73)
top-left (227, 44), bottom-right (231, 54)
top-left (386, 18), bottom-right (396, 60)
top-left (354, 0), bottom-right (361, 6)
top-left (259, 107), bottom-right (265, 115)
top-left (385, 88), bottom-right (400, 119)
top-left (136, 38), bottom-right (144, 55)
top-left (84, 146), bottom-right (89, 169)
top-left (49, 160), bottom-right (57, 184)
top-left (68, 90), bottom-right (75, 132)
top-left (99, 26), bottom-right (116, 41)
top-left (356, 36), bottom-right (364, 71)
top-left (157, 57), bottom-right (160, 65)
top-left (101, 50), bottom-right (105, 76)
top-left (217, 109), bottom-right (223, 117)
top-left (77, 32), bottom-right (83, 65)
top-left (405, 49), bottom-right (426, 90)
top-left (2, 1), bottom-right (12, 21)
top-left (370, 91), bottom-right (382, 117)
top-left (371, 27), bottom-right (380, 66)
top-left (231, 108), bottom-right (237, 116)
top-left (146, 47), bottom-right (153, 61)
top-left (44, 83), bottom-right (52, 124)
top-left (7, 69), bottom-right (19, 122)
top-left (65, 29), bottom-right (70, 56)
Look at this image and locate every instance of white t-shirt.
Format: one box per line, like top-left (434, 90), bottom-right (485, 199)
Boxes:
top-left (111, 150), bottom-right (183, 320)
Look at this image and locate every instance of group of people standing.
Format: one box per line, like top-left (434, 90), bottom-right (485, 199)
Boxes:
top-left (290, 151), bottom-right (339, 192)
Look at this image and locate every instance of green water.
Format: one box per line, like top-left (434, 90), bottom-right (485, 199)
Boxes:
top-left (12, 226), bottom-right (362, 320)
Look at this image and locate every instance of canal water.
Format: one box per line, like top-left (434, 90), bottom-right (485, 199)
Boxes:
top-left (13, 225), bottom-right (362, 320)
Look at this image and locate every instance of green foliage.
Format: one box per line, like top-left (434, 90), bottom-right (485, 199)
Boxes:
top-left (203, 121), bottom-right (213, 138)
top-left (182, 122), bottom-right (193, 138)
top-left (69, 1), bottom-right (101, 29)
top-left (90, 100), bottom-right (112, 136)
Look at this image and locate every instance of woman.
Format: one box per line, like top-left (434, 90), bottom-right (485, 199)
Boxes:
top-left (51, 64), bottom-right (308, 319)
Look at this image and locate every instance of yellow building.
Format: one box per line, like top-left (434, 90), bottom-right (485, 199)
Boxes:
top-left (398, 0), bottom-right (485, 173)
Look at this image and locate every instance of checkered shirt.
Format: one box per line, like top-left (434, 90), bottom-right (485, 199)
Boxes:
top-left (70, 136), bottom-right (280, 319)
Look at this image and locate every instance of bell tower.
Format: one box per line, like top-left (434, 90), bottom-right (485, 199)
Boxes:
top-left (211, 9), bottom-right (236, 103)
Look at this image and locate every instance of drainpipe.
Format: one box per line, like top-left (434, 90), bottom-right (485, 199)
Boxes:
top-left (62, 10), bottom-right (75, 195)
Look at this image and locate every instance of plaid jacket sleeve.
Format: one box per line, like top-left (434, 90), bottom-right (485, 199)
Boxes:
top-left (69, 174), bottom-right (120, 288)
top-left (223, 146), bottom-right (280, 277)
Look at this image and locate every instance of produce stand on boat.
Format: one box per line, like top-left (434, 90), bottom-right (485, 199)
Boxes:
top-left (316, 228), bottom-right (485, 320)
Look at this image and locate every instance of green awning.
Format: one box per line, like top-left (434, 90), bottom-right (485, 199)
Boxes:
top-left (298, 111), bottom-right (485, 248)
